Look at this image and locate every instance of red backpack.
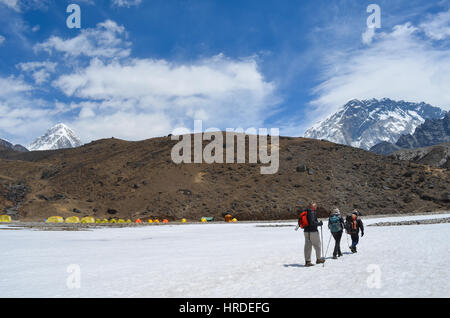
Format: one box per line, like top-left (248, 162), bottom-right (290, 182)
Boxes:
top-left (298, 210), bottom-right (309, 228)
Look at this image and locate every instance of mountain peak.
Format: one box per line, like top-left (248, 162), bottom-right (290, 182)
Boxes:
top-left (53, 123), bottom-right (68, 129)
top-left (304, 98), bottom-right (446, 150)
top-left (0, 138), bottom-right (29, 152)
top-left (28, 123), bottom-right (82, 151)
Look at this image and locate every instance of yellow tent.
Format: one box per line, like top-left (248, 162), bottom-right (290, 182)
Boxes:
top-left (201, 218), bottom-right (207, 223)
top-left (101, 219), bottom-right (109, 223)
top-left (0, 215), bottom-right (12, 223)
top-left (117, 219), bottom-right (125, 223)
top-left (46, 216), bottom-right (64, 223)
top-left (65, 216), bottom-right (80, 223)
top-left (126, 219), bottom-right (132, 223)
top-left (153, 219), bottom-right (160, 223)
top-left (95, 219), bottom-right (102, 223)
top-left (232, 218), bottom-right (238, 222)
top-left (81, 217), bottom-right (95, 223)
top-left (181, 218), bottom-right (187, 223)
top-left (148, 219), bottom-right (153, 223)
top-left (109, 219), bottom-right (117, 223)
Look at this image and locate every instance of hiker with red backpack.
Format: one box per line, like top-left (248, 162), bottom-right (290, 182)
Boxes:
top-left (296, 202), bottom-right (325, 267)
top-left (344, 210), bottom-right (364, 253)
top-left (328, 208), bottom-right (345, 259)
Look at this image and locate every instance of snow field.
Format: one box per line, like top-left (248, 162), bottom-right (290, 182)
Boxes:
top-left (0, 213), bottom-right (449, 297)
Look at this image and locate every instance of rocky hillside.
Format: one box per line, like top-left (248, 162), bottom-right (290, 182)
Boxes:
top-left (369, 141), bottom-right (402, 156)
top-left (390, 143), bottom-right (450, 169)
top-left (396, 112), bottom-right (449, 149)
top-left (0, 134), bottom-right (448, 221)
top-left (305, 98), bottom-right (445, 150)
top-left (0, 138), bottom-right (28, 152)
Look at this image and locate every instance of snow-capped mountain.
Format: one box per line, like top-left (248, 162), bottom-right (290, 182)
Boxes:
top-left (304, 98), bottom-right (446, 150)
top-left (370, 111), bottom-right (450, 155)
top-left (28, 123), bottom-right (82, 151)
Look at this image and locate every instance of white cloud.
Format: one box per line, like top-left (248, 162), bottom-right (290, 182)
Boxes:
top-left (0, 76), bottom-right (54, 145)
top-left (0, 0), bottom-right (19, 11)
top-left (112, 0), bottom-right (142, 8)
top-left (71, 111), bottom-right (172, 143)
top-left (16, 61), bottom-right (57, 84)
top-left (0, 76), bottom-right (31, 95)
top-left (53, 54), bottom-right (278, 142)
top-left (34, 20), bottom-right (131, 58)
top-left (55, 55), bottom-right (272, 100)
top-left (0, 35), bottom-right (5, 45)
top-left (308, 18), bottom-right (450, 125)
top-left (361, 27), bottom-right (375, 45)
top-left (420, 9), bottom-right (450, 40)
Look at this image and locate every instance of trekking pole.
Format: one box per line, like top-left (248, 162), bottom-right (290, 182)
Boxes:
top-left (325, 234), bottom-right (332, 260)
top-left (320, 225), bottom-right (324, 259)
top-left (323, 233), bottom-right (332, 267)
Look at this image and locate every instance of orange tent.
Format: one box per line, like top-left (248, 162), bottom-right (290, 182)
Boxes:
top-left (224, 214), bottom-right (233, 222)
top-left (135, 219), bottom-right (142, 224)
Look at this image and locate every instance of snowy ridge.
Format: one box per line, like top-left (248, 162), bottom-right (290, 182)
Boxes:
top-left (28, 123), bottom-right (82, 151)
top-left (304, 98), bottom-right (446, 150)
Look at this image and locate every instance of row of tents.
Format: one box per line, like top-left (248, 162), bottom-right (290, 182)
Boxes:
top-left (0, 214), bottom-right (238, 224)
top-left (45, 217), bottom-right (238, 224)
top-left (45, 216), bottom-right (171, 224)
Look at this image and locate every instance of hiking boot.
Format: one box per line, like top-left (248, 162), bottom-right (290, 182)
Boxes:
top-left (350, 247), bottom-right (356, 253)
top-left (338, 252), bottom-right (343, 257)
top-left (305, 261), bottom-right (314, 267)
top-left (316, 258), bottom-right (325, 264)
top-left (332, 255), bottom-right (338, 259)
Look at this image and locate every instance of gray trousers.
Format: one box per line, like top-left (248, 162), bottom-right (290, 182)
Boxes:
top-left (304, 231), bottom-right (322, 262)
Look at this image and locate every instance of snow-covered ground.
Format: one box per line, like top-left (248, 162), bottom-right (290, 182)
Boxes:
top-left (0, 213), bottom-right (449, 298)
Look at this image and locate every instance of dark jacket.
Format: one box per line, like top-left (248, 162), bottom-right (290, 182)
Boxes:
top-left (357, 218), bottom-right (364, 235)
top-left (301, 209), bottom-right (323, 232)
top-left (347, 217), bottom-right (364, 235)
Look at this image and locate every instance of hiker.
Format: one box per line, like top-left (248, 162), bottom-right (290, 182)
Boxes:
top-left (328, 208), bottom-right (345, 259)
top-left (224, 213), bottom-right (233, 222)
top-left (297, 202), bottom-right (325, 267)
top-left (345, 210), bottom-right (364, 253)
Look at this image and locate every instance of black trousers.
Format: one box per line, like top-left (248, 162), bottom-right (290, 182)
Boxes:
top-left (332, 231), bottom-right (343, 256)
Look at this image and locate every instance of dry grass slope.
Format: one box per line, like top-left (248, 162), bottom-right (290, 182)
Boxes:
top-left (0, 133), bottom-right (449, 221)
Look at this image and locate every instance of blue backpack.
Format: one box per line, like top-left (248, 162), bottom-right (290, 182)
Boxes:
top-left (329, 215), bottom-right (342, 233)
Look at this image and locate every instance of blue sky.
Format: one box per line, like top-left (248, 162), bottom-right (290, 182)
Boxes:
top-left (0, 0), bottom-right (449, 145)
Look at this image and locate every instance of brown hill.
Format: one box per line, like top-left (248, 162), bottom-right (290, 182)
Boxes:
top-left (0, 133), bottom-right (449, 221)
